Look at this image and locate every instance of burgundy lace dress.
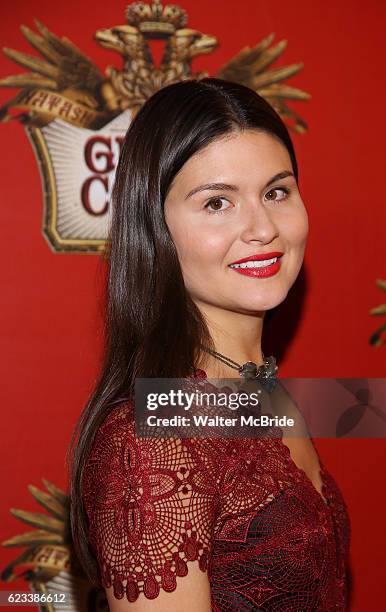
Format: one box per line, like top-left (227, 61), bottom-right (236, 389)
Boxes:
top-left (82, 370), bottom-right (351, 610)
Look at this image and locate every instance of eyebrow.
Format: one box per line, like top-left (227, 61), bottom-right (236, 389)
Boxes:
top-left (184, 170), bottom-right (295, 200)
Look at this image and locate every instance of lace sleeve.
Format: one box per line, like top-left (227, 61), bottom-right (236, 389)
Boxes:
top-left (82, 401), bottom-right (222, 602)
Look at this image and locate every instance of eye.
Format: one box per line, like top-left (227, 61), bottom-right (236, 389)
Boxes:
top-left (264, 187), bottom-right (290, 202)
top-left (204, 196), bottom-right (231, 215)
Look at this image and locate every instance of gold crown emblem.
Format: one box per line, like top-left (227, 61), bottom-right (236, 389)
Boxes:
top-left (126, 0), bottom-right (188, 36)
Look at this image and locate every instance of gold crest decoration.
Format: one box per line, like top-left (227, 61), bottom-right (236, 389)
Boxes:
top-left (0, 0), bottom-right (310, 253)
top-left (1, 479), bottom-right (107, 611)
top-left (369, 279), bottom-right (386, 347)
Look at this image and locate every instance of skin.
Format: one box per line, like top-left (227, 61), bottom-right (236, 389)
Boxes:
top-left (165, 128), bottom-right (309, 377)
top-left (106, 128), bottom-right (310, 611)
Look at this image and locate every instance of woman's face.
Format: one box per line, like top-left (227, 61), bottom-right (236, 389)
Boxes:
top-left (164, 129), bottom-right (309, 313)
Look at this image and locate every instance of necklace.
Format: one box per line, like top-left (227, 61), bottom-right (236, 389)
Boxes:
top-left (200, 345), bottom-right (278, 390)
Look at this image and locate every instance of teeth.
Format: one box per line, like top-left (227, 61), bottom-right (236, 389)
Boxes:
top-left (230, 257), bottom-right (278, 269)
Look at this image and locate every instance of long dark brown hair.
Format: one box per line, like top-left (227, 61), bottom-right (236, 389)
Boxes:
top-left (67, 77), bottom-right (299, 583)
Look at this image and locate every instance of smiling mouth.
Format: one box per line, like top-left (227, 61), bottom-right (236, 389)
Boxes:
top-left (229, 257), bottom-right (279, 269)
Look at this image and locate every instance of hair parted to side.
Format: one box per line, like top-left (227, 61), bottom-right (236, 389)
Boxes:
top-left (67, 77), bottom-right (299, 583)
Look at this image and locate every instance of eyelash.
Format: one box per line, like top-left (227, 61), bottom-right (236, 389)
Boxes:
top-left (204, 187), bottom-right (290, 215)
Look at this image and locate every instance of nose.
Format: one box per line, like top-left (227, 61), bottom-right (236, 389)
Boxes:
top-left (239, 200), bottom-right (279, 244)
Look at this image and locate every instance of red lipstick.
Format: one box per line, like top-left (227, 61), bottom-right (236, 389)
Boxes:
top-left (228, 251), bottom-right (283, 278)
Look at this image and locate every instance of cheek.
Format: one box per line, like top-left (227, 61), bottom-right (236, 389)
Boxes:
top-left (171, 218), bottom-right (232, 269)
top-left (279, 206), bottom-right (309, 249)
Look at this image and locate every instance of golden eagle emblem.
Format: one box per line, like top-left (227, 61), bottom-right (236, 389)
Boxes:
top-left (0, 0), bottom-right (310, 251)
top-left (1, 479), bottom-right (107, 611)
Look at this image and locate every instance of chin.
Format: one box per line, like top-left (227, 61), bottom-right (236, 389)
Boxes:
top-left (237, 291), bottom-right (290, 313)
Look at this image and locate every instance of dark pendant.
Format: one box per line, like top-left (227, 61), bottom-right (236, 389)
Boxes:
top-left (200, 345), bottom-right (279, 392)
top-left (238, 361), bottom-right (258, 379)
top-left (238, 356), bottom-right (279, 392)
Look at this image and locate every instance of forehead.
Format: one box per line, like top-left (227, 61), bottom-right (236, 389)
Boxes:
top-left (169, 129), bottom-right (291, 191)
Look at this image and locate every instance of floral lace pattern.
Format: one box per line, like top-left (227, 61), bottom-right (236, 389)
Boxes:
top-left (82, 371), bottom-right (351, 609)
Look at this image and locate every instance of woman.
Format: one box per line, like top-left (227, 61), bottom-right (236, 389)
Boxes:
top-left (68, 78), bottom-right (351, 610)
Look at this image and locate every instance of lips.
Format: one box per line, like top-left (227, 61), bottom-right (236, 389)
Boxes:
top-left (228, 251), bottom-right (284, 266)
top-left (227, 251), bottom-right (283, 278)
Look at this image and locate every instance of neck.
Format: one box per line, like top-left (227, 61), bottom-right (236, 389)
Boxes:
top-left (194, 300), bottom-right (266, 378)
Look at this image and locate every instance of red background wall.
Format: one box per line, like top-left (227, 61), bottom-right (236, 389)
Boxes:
top-left (1, 1), bottom-right (385, 609)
